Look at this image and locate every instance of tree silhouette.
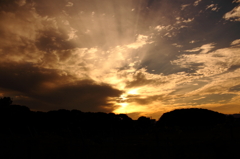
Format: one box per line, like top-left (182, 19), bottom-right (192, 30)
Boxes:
top-left (0, 97), bottom-right (12, 106)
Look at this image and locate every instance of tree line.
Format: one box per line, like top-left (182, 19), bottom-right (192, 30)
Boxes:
top-left (1, 97), bottom-right (237, 138)
top-left (1, 97), bottom-right (240, 158)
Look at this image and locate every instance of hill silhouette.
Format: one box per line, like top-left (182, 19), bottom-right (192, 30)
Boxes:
top-left (1, 97), bottom-right (240, 158)
top-left (156, 108), bottom-right (227, 131)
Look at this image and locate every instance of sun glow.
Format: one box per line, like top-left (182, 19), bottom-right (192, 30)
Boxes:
top-left (113, 88), bottom-right (143, 114)
top-left (119, 102), bottom-right (128, 107)
top-left (119, 94), bottom-right (128, 101)
top-left (127, 88), bottom-right (139, 95)
top-left (114, 102), bottom-right (129, 114)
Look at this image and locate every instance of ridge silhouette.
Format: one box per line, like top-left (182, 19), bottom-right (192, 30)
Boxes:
top-left (0, 97), bottom-right (239, 159)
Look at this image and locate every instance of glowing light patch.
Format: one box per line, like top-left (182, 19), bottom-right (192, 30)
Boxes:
top-left (114, 102), bottom-right (129, 114)
top-left (120, 94), bottom-right (128, 101)
top-left (119, 103), bottom-right (128, 107)
top-left (127, 88), bottom-right (139, 95)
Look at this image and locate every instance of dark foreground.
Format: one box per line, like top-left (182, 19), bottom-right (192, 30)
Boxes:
top-left (1, 126), bottom-right (240, 159)
top-left (1, 99), bottom-right (240, 158)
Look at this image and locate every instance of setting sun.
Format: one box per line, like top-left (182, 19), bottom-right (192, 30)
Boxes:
top-left (1, 0), bottom-right (240, 157)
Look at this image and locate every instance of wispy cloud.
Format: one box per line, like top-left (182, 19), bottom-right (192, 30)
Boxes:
top-left (172, 40), bottom-right (240, 99)
top-left (194, 0), bottom-right (202, 6)
top-left (181, 4), bottom-right (190, 10)
top-left (206, 4), bottom-right (219, 11)
top-left (126, 35), bottom-right (152, 49)
top-left (231, 39), bottom-right (240, 46)
top-left (66, 2), bottom-right (73, 7)
top-left (223, 5), bottom-right (240, 21)
top-left (184, 43), bottom-right (215, 54)
top-left (15, 0), bottom-right (26, 6)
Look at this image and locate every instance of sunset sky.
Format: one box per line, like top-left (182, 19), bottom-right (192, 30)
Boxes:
top-left (1, 0), bottom-right (240, 119)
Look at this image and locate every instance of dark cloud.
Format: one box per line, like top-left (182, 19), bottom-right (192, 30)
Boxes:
top-left (0, 62), bottom-right (122, 112)
top-left (36, 29), bottom-right (75, 51)
top-left (125, 72), bottom-right (154, 88)
top-left (32, 0), bottom-right (67, 17)
top-left (34, 81), bottom-right (122, 112)
top-left (0, 62), bottom-right (65, 93)
top-left (227, 65), bottom-right (240, 72)
top-left (0, 0), bottom-right (24, 12)
top-left (229, 85), bottom-right (240, 92)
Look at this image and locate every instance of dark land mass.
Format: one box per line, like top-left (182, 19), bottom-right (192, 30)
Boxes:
top-left (1, 97), bottom-right (240, 159)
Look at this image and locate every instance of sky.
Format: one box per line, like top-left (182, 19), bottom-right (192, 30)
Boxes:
top-left (0, 0), bottom-right (240, 119)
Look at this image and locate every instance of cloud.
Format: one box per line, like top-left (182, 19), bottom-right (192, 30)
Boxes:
top-left (0, 62), bottom-right (72, 95)
top-left (67, 27), bottom-right (78, 40)
top-left (181, 4), bottom-right (190, 10)
top-left (231, 39), bottom-right (240, 46)
top-left (182, 18), bottom-right (194, 23)
top-left (0, 3), bottom-right (75, 64)
top-left (223, 5), bottom-right (240, 21)
top-left (15, 0), bottom-right (26, 6)
top-left (125, 71), bottom-right (157, 88)
top-left (35, 81), bottom-right (123, 112)
top-left (126, 35), bottom-right (152, 49)
top-left (187, 68), bottom-right (240, 96)
top-left (127, 95), bottom-right (160, 105)
top-left (0, 10), bottom-right (38, 44)
top-left (184, 43), bottom-right (215, 54)
top-left (206, 4), bottom-right (219, 11)
top-left (0, 0), bottom-right (155, 113)
top-left (172, 43), bottom-right (183, 48)
top-left (171, 41), bottom-right (240, 104)
top-left (174, 45), bottom-right (240, 77)
top-left (154, 25), bottom-right (171, 32)
top-left (234, 0), bottom-right (240, 3)
top-left (175, 17), bottom-right (194, 24)
top-left (0, 62), bottom-right (122, 112)
top-left (66, 2), bottom-right (73, 7)
top-left (194, 0), bottom-right (202, 6)
top-left (35, 28), bottom-right (74, 51)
